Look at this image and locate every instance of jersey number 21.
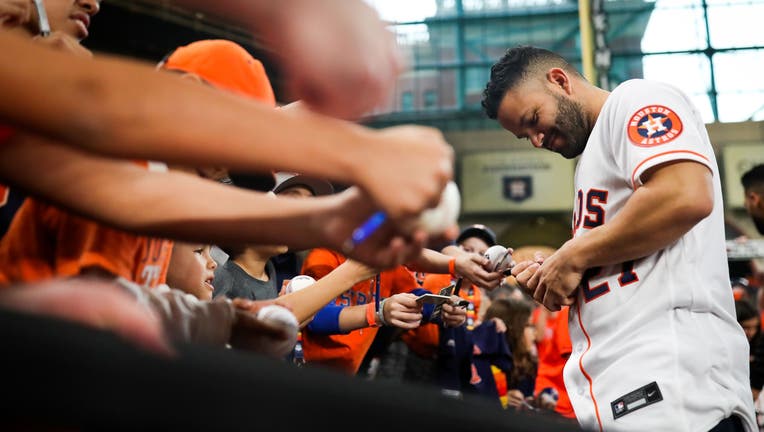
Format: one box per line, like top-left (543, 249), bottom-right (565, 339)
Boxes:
top-left (573, 188), bottom-right (640, 302)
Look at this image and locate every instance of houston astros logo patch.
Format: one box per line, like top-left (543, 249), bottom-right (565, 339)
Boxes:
top-left (627, 105), bottom-right (683, 146)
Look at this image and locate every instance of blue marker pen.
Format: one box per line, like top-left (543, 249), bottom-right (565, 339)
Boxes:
top-left (343, 211), bottom-right (386, 253)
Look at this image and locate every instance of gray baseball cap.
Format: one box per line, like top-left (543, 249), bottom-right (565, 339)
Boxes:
top-left (272, 172), bottom-right (334, 196)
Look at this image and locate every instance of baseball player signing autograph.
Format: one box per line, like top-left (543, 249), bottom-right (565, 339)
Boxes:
top-left (482, 46), bottom-right (755, 432)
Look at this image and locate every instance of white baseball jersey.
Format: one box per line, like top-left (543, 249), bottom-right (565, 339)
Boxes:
top-left (564, 79), bottom-right (756, 432)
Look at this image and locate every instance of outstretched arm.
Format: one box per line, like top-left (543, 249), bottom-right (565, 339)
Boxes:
top-left (0, 32), bottom-right (451, 223)
top-left (0, 134), bottom-right (424, 269)
top-left (407, 247), bottom-right (504, 291)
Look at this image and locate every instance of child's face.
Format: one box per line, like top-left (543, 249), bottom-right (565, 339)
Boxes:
top-left (167, 243), bottom-right (217, 301)
top-left (459, 237), bottom-right (490, 256)
top-left (28, 0), bottom-right (100, 40)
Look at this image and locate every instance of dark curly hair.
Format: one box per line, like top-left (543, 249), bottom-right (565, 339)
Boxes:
top-left (481, 45), bottom-right (581, 119)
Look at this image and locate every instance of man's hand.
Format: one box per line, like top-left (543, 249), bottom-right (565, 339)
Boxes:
top-left (522, 243), bottom-right (582, 311)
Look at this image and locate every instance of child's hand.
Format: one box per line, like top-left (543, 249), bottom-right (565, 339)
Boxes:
top-left (455, 252), bottom-right (504, 290)
top-left (441, 297), bottom-right (467, 327)
top-left (230, 300), bottom-right (298, 358)
top-left (382, 293), bottom-right (423, 329)
top-left (505, 390), bottom-right (527, 409)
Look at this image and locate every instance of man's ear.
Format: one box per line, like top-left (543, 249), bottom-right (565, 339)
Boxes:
top-left (752, 191), bottom-right (763, 208)
top-left (546, 68), bottom-right (571, 95)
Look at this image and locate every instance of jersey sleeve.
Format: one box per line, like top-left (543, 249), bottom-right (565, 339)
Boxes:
top-left (609, 80), bottom-right (714, 189)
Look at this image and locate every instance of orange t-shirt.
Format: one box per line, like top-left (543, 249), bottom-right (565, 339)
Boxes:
top-left (534, 306), bottom-right (575, 419)
top-left (300, 248), bottom-right (418, 374)
top-left (532, 306), bottom-right (560, 360)
top-left (400, 273), bottom-right (482, 359)
top-left (0, 161), bottom-right (172, 288)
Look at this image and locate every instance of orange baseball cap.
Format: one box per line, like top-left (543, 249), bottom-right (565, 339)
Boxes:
top-left (162, 39), bottom-right (276, 106)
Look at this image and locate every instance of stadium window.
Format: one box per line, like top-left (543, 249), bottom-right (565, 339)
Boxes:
top-left (401, 91), bottom-right (414, 111)
top-left (424, 89), bottom-right (438, 109)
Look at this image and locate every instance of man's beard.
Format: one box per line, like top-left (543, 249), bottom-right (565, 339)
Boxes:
top-left (552, 94), bottom-right (590, 159)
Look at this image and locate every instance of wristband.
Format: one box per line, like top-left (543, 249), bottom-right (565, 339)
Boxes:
top-left (376, 298), bottom-right (388, 326)
top-left (448, 257), bottom-right (457, 278)
top-left (366, 302), bottom-right (380, 327)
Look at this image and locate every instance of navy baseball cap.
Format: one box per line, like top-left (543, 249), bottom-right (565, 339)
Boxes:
top-left (456, 224), bottom-right (497, 247)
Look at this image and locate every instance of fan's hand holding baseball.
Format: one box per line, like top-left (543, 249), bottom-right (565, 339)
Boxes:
top-left (455, 252), bottom-right (504, 290)
top-left (441, 297), bottom-right (467, 327)
top-left (229, 300), bottom-right (299, 358)
top-left (323, 187), bottom-right (426, 270)
top-left (382, 293), bottom-right (423, 329)
top-left (362, 126), bottom-right (454, 224)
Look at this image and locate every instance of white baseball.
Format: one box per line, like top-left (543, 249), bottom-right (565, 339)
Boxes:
top-left (256, 304), bottom-right (299, 357)
top-left (418, 181), bottom-right (461, 234)
top-left (284, 275), bottom-right (316, 295)
top-left (484, 245), bottom-right (512, 273)
top-left (257, 304), bottom-right (299, 329)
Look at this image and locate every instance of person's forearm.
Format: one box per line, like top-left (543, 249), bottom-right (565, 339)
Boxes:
top-left (405, 248), bottom-right (453, 273)
top-left (338, 305), bottom-right (370, 333)
top-left (567, 161), bottom-right (713, 269)
top-left (0, 134), bottom-right (338, 249)
top-left (275, 261), bottom-right (375, 324)
top-left (2, 32), bottom-right (370, 184)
